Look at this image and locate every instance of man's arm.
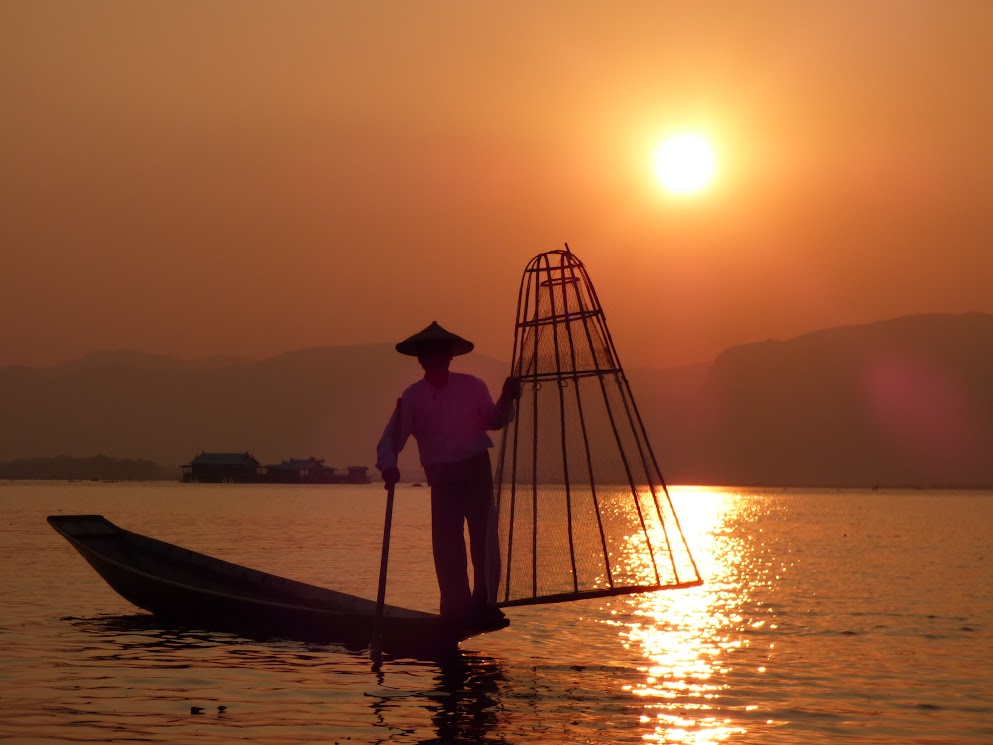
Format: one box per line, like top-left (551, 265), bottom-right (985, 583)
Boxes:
top-left (484, 376), bottom-right (520, 429)
top-left (376, 399), bottom-right (409, 486)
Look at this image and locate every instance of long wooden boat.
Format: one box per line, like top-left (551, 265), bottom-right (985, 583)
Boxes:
top-left (48, 514), bottom-right (504, 656)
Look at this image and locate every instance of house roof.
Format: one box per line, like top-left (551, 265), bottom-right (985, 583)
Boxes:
top-left (268, 457), bottom-right (332, 471)
top-left (188, 451), bottom-right (259, 466)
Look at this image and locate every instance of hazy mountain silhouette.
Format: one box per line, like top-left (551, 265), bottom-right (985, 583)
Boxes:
top-left (0, 345), bottom-right (507, 481)
top-left (2, 313), bottom-right (991, 487)
top-left (640, 312), bottom-right (993, 487)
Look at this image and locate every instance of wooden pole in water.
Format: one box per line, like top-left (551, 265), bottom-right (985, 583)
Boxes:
top-left (371, 398), bottom-right (402, 657)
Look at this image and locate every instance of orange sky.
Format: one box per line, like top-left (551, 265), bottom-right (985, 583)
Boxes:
top-left (3, 2), bottom-right (993, 369)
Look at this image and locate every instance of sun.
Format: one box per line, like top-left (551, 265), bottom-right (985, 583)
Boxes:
top-left (652, 133), bottom-right (717, 195)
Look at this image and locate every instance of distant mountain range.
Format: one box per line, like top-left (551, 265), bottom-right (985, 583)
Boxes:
top-left (3, 312), bottom-right (991, 488)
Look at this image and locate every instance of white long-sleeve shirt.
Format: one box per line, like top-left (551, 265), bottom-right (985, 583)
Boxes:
top-left (376, 372), bottom-right (513, 470)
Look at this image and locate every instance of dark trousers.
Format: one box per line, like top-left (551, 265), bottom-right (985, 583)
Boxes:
top-left (425, 452), bottom-right (496, 619)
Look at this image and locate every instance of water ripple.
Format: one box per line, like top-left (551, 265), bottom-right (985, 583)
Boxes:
top-left (3, 484), bottom-right (992, 742)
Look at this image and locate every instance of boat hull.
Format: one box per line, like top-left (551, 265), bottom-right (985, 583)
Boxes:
top-left (48, 515), bottom-right (497, 657)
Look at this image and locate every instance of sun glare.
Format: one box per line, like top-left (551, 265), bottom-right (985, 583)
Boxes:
top-left (653, 133), bottom-right (717, 196)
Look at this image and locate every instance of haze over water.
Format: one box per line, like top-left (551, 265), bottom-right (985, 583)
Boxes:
top-left (2, 481), bottom-right (990, 743)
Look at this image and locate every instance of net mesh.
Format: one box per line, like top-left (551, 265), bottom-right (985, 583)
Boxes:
top-left (491, 249), bottom-right (701, 607)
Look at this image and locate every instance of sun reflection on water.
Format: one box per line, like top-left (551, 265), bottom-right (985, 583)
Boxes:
top-left (606, 487), bottom-right (762, 743)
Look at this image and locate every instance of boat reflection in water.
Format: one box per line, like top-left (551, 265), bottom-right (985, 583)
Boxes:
top-left (604, 487), bottom-right (773, 744)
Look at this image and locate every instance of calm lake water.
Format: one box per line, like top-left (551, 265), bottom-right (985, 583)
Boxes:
top-left (1, 481), bottom-right (991, 744)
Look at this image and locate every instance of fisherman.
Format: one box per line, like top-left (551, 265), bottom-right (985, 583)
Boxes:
top-left (376, 321), bottom-right (518, 630)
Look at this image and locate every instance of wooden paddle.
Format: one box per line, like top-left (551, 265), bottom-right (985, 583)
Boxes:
top-left (370, 398), bottom-right (402, 657)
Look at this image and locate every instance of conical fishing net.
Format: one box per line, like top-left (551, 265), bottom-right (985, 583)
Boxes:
top-left (491, 248), bottom-right (701, 607)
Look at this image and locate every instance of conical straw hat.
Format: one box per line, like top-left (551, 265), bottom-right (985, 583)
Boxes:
top-left (395, 321), bottom-right (474, 356)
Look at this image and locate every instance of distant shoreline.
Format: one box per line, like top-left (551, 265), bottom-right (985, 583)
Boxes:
top-left (4, 454), bottom-right (992, 490)
top-left (2, 463), bottom-right (991, 491)
top-left (0, 455), bottom-right (174, 482)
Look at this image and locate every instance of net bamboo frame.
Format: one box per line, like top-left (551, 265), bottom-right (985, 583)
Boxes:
top-left (491, 247), bottom-right (702, 608)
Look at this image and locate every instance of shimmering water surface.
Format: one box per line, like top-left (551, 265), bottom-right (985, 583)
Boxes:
top-left (1, 482), bottom-right (991, 744)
